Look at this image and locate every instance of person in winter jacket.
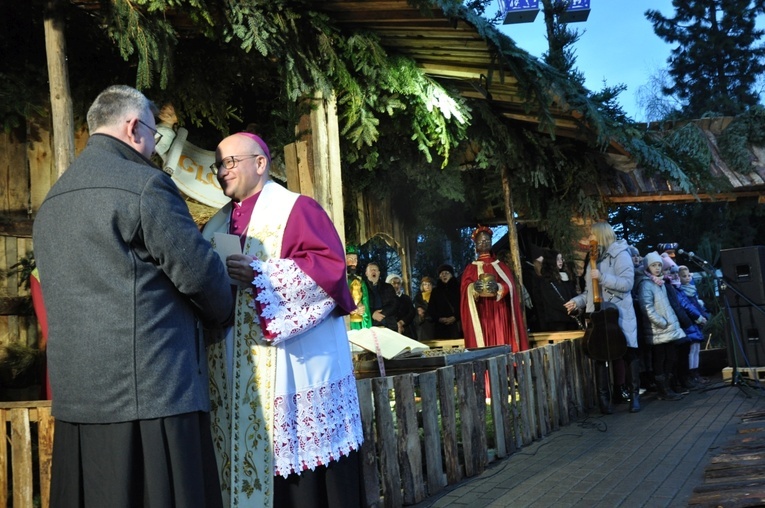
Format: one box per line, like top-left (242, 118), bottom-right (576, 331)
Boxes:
top-left (428, 264), bottom-right (462, 338)
top-left (635, 252), bottom-right (686, 401)
top-left (661, 253), bottom-right (707, 391)
top-left (565, 222), bottom-right (640, 414)
top-left (678, 265), bottom-right (710, 385)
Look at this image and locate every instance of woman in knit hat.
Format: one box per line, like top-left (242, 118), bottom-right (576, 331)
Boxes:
top-left (386, 273), bottom-right (417, 339)
top-left (427, 264), bottom-right (462, 338)
top-left (635, 251), bottom-right (686, 401)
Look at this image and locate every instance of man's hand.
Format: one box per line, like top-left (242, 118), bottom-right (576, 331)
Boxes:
top-left (373, 310), bottom-right (385, 322)
top-left (226, 254), bottom-right (255, 284)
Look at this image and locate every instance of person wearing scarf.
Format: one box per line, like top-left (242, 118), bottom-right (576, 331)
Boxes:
top-left (202, 132), bottom-right (364, 508)
top-left (635, 251), bottom-right (686, 401)
top-left (678, 265), bottom-right (711, 385)
top-left (413, 276), bottom-right (436, 340)
top-left (661, 253), bottom-right (706, 392)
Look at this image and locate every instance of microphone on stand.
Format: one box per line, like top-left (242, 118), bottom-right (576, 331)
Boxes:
top-left (677, 249), bottom-right (710, 266)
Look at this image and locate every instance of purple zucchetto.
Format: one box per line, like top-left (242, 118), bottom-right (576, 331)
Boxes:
top-left (236, 132), bottom-right (271, 161)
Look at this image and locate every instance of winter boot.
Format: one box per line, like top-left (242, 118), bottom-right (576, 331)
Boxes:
top-left (655, 374), bottom-right (683, 401)
top-left (682, 374), bottom-right (701, 391)
top-left (612, 384), bottom-right (629, 404)
top-left (690, 368), bottom-right (710, 386)
top-left (628, 359), bottom-right (641, 413)
top-left (641, 371), bottom-right (657, 393)
top-left (596, 363), bottom-right (613, 415)
top-left (670, 374), bottom-right (690, 395)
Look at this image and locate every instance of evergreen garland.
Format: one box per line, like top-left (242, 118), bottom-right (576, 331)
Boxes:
top-left (0, 0), bottom-right (744, 254)
top-left (718, 106), bottom-right (765, 176)
top-left (105, 0), bottom-right (178, 89)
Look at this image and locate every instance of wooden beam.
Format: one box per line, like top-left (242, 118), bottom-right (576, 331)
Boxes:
top-left (604, 192), bottom-right (765, 204)
top-left (0, 215), bottom-right (34, 238)
top-left (44, 0), bottom-right (75, 178)
top-left (0, 297), bottom-right (33, 316)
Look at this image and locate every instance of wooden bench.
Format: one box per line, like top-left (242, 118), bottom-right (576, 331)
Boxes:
top-left (421, 339), bottom-right (465, 350)
top-left (528, 331), bottom-right (584, 347)
top-left (422, 334), bottom-right (586, 350)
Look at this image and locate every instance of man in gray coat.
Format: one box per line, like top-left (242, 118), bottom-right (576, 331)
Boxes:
top-left (33, 85), bottom-right (233, 507)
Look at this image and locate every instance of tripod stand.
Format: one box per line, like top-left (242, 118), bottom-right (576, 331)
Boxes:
top-left (691, 257), bottom-right (765, 394)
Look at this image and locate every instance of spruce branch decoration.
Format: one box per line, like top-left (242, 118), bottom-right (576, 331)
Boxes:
top-left (719, 106), bottom-right (765, 176)
top-left (106, 0), bottom-right (179, 89)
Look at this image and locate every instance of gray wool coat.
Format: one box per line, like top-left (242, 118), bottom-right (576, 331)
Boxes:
top-left (635, 273), bottom-right (686, 345)
top-left (33, 134), bottom-right (234, 424)
top-left (572, 239), bottom-right (638, 348)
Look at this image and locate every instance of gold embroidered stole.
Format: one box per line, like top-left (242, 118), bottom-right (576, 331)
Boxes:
top-left (204, 181), bottom-right (299, 508)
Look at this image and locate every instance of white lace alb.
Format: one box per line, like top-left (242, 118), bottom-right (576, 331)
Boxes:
top-left (250, 258), bottom-right (336, 344)
top-left (272, 372), bottom-right (364, 477)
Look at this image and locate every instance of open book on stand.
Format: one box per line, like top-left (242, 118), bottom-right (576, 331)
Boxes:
top-left (347, 327), bottom-right (429, 360)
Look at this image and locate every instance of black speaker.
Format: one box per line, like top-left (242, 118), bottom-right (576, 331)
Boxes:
top-left (720, 246), bottom-right (765, 306)
top-left (727, 305), bottom-right (765, 368)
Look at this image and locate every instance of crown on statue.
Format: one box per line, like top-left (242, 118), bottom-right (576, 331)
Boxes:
top-left (346, 244), bottom-right (359, 255)
top-left (471, 225), bottom-right (493, 242)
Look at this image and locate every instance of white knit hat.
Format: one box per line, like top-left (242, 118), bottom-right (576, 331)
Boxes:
top-left (385, 273), bottom-right (402, 284)
top-left (643, 251), bottom-right (662, 269)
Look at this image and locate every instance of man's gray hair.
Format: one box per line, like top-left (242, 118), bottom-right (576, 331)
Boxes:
top-left (86, 85), bottom-right (158, 132)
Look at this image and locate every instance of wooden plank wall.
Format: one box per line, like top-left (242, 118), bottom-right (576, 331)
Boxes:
top-left (0, 124), bottom-right (87, 348)
top-left (1, 129), bottom-right (37, 349)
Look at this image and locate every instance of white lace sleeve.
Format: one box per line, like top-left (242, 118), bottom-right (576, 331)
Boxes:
top-left (250, 258), bottom-right (336, 344)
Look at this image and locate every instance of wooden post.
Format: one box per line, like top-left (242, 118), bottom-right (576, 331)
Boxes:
top-left (284, 93), bottom-right (346, 245)
top-left (501, 164), bottom-right (529, 334)
top-left (501, 165), bottom-right (522, 287)
top-left (44, 0), bottom-right (75, 178)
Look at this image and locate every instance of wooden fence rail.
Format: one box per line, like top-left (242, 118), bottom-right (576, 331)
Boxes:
top-left (358, 338), bottom-right (596, 507)
top-left (0, 400), bottom-right (53, 508)
top-left (0, 339), bottom-right (594, 507)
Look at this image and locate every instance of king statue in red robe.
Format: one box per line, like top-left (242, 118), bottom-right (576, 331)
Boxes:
top-left (460, 226), bottom-right (529, 352)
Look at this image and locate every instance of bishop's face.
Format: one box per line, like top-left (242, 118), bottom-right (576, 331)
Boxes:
top-left (214, 135), bottom-right (268, 202)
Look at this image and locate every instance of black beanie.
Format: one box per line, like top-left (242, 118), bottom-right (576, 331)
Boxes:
top-left (436, 264), bottom-right (455, 276)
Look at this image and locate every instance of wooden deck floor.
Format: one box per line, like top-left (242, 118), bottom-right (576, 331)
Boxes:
top-left (689, 408), bottom-right (765, 507)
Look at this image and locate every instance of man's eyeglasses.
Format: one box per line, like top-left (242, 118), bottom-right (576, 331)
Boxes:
top-left (209, 154), bottom-right (261, 175)
top-left (134, 119), bottom-right (163, 144)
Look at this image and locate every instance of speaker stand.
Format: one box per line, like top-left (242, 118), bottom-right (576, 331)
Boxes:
top-left (693, 265), bottom-right (763, 395)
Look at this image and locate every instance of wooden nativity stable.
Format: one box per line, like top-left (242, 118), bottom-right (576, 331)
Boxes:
top-left (4, 0), bottom-right (765, 354)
